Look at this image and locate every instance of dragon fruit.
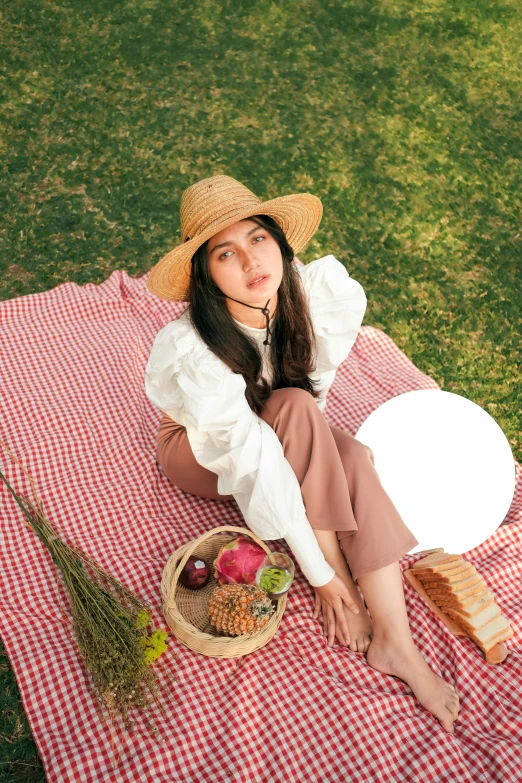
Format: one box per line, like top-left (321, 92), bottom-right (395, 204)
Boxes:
top-left (213, 535), bottom-right (267, 586)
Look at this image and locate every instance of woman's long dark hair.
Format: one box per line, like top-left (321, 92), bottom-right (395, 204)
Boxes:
top-left (186, 214), bottom-right (321, 416)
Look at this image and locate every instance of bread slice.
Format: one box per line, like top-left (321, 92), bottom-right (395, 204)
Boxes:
top-left (416, 564), bottom-right (477, 586)
top-left (413, 561), bottom-right (471, 580)
top-left (464, 615), bottom-right (514, 653)
top-left (428, 586), bottom-right (489, 605)
top-left (432, 586), bottom-right (495, 611)
top-left (444, 601), bottom-right (501, 633)
top-left (424, 573), bottom-right (483, 595)
top-left (412, 553), bottom-right (463, 570)
top-left (416, 548), bottom-right (445, 555)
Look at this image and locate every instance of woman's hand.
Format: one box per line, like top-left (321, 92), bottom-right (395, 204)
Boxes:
top-left (313, 574), bottom-right (360, 647)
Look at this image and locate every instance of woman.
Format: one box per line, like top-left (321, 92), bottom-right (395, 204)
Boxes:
top-left (145, 174), bottom-right (460, 734)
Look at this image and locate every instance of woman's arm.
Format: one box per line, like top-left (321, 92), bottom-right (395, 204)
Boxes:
top-left (144, 315), bottom-right (336, 587)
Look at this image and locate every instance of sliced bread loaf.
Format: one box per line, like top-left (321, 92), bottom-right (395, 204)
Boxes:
top-left (408, 550), bottom-right (514, 657)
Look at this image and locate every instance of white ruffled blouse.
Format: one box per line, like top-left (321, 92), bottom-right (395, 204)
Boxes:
top-left (144, 255), bottom-right (367, 587)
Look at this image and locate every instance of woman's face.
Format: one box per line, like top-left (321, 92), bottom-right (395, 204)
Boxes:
top-left (207, 218), bottom-right (283, 325)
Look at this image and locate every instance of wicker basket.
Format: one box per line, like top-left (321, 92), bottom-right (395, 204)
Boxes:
top-left (161, 525), bottom-right (288, 658)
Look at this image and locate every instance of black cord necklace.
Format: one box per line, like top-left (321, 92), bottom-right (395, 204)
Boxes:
top-left (224, 295), bottom-right (273, 346)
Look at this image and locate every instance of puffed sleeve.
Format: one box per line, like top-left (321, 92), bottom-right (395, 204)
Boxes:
top-left (296, 255), bottom-right (367, 412)
top-left (144, 313), bottom-right (336, 587)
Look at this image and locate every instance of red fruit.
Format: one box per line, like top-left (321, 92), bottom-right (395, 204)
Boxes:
top-left (213, 535), bottom-right (267, 586)
top-left (179, 555), bottom-right (211, 589)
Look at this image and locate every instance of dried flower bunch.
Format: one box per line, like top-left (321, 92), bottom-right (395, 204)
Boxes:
top-left (0, 441), bottom-right (175, 768)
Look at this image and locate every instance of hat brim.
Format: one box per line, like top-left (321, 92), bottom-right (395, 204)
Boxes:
top-left (146, 192), bottom-right (323, 302)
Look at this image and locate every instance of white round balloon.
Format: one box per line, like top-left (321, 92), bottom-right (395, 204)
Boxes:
top-left (354, 390), bottom-right (516, 555)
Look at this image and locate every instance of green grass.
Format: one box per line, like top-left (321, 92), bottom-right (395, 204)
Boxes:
top-left (1, 0), bottom-right (521, 778)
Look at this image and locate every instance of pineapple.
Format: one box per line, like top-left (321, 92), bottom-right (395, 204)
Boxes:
top-left (208, 583), bottom-right (275, 636)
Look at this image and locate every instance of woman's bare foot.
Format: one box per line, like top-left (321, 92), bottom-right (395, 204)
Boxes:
top-left (366, 636), bottom-right (460, 733)
top-left (339, 583), bottom-right (373, 653)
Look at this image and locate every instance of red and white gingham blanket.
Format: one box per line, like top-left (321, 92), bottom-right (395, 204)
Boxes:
top-left (1, 268), bottom-right (521, 783)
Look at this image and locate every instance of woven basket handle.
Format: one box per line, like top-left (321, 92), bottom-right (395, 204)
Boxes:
top-left (172, 525), bottom-right (273, 589)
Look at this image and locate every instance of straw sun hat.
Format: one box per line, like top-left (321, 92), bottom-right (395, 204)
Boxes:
top-left (146, 174), bottom-right (323, 302)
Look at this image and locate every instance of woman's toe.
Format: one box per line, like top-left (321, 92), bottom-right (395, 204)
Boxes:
top-left (449, 698), bottom-right (460, 722)
top-left (441, 709), bottom-right (455, 734)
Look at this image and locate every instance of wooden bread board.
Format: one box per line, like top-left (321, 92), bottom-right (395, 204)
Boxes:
top-left (403, 566), bottom-right (508, 665)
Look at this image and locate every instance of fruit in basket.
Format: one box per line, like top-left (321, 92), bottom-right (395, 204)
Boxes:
top-left (179, 555), bottom-right (211, 589)
top-left (213, 536), bottom-right (267, 586)
top-left (208, 583), bottom-right (275, 636)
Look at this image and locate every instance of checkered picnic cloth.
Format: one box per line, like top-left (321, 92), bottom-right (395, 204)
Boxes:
top-left (1, 268), bottom-right (521, 783)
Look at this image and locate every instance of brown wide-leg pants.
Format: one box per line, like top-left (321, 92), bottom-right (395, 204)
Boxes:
top-left (155, 387), bottom-right (419, 583)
